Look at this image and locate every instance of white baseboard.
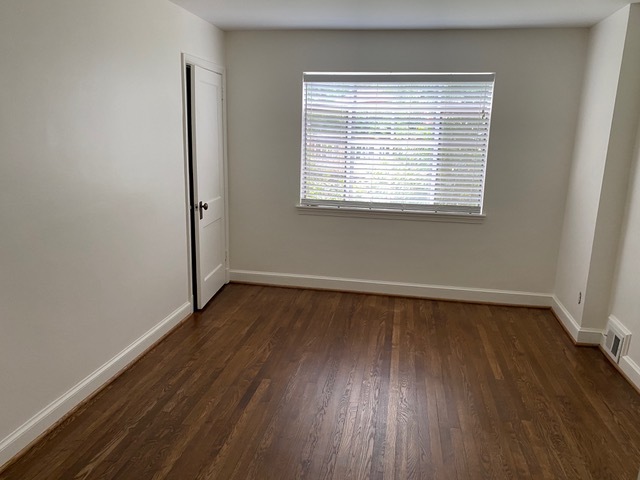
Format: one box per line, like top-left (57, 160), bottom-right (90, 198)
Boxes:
top-left (229, 272), bottom-right (608, 344)
top-left (551, 295), bottom-right (603, 345)
top-left (620, 356), bottom-right (640, 391)
top-left (0, 301), bottom-right (193, 469)
top-left (229, 269), bottom-right (553, 307)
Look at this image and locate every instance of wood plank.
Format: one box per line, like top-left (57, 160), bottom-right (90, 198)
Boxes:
top-left (2, 284), bottom-right (640, 480)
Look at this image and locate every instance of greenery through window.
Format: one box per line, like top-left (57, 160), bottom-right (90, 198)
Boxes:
top-left (300, 73), bottom-right (495, 215)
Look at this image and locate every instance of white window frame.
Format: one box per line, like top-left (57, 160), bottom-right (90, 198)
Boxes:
top-left (297, 72), bottom-right (495, 221)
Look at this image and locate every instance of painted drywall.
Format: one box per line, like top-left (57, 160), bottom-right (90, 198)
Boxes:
top-left (610, 123), bottom-right (640, 363)
top-left (226, 29), bottom-right (587, 294)
top-left (583, 5), bottom-right (640, 330)
top-left (608, 6), bottom-right (640, 373)
top-left (553, 6), bottom-right (630, 326)
top-left (0, 0), bottom-right (223, 455)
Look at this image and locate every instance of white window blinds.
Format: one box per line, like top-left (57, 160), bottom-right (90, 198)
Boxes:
top-left (300, 73), bottom-right (495, 215)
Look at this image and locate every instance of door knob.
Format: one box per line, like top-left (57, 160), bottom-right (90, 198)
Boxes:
top-left (199, 201), bottom-right (209, 220)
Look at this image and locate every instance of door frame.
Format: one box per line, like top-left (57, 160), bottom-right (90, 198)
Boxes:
top-left (180, 53), bottom-right (230, 310)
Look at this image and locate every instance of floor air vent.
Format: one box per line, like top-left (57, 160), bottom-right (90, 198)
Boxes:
top-left (602, 316), bottom-right (631, 364)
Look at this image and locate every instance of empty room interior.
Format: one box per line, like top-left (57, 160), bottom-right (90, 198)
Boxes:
top-left (3, 0), bottom-right (640, 478)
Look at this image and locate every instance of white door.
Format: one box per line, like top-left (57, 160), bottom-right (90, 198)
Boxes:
top-left (191, 65), bottom-right (226, 309)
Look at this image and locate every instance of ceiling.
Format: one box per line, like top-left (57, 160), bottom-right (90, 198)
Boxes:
top-left (170, 0), bottom-right (632, 30)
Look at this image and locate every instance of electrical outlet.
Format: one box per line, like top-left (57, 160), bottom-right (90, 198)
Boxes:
top-left (578, 291), bottom-right (582, 304)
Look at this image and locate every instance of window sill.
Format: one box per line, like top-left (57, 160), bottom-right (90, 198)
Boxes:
top-left (296, 205), bottom-right (486, 223)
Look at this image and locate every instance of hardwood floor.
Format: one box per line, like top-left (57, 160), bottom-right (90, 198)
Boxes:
top-left (2, 284), bottom-right (640, 479)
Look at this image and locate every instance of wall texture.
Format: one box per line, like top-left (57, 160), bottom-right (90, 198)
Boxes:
top-left (607, 7), bottom-right (640, 385)
top-left (226, 29), bottom-right (587, 296)
top-left (610, 125), bottom-right (640, 363)
top-left (583, 4), bottom-right (640, 331)
top-left (553, 6), bottom-right (631, 327)
top-left (0, 0), bottom-right (224, 464)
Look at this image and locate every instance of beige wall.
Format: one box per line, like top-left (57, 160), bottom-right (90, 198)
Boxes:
top-left (610, 125), bottom-right (640, 360)
top-left (607, 7), bottom-right (640, 380)
top-left (584, 5), bottom-right (640, 330)
top-left (554, 4), bottom-right (640, 331)
top-left (225, 29), bottom-right (587, 295)
top-left (553, 8), bottom-right (628, 325)
top-left (0, 0), bottom-right (224, 462)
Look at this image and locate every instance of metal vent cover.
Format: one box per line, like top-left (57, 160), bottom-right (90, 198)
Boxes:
top-left (602, 317), bottom-right (631, 364)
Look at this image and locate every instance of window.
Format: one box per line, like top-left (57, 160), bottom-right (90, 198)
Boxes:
top-left (299, 73), bottom-right (495, 216)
